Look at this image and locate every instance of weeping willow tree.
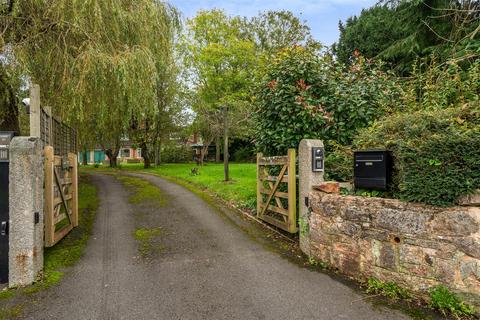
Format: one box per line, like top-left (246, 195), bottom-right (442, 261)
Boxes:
top-left (1, 0), bottom-right (179, 166)
top-left (128, 6), bottom-right (183, 168)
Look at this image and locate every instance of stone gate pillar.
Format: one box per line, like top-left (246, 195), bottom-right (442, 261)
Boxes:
top-left (299, 139), bottom-right (324, 254)
top-left (9, 137), bottom-right (44, 287)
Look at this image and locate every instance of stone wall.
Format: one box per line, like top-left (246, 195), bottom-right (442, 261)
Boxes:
top-left (302, 190), bottom-right (480, 306)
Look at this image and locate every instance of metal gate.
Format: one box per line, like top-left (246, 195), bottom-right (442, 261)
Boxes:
top-left (256, 149), bottom-right (297, 233)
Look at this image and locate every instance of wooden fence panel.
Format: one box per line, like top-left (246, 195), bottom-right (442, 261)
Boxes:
top-left (30, 85), bottom-right (78, 247)
top-left (257, 149), bottom-right (297, 233)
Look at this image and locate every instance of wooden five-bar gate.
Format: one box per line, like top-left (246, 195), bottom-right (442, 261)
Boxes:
top-left (256, 149), bottom-right (297, 233)
top-left (30, 85), bottom-right (78, 247)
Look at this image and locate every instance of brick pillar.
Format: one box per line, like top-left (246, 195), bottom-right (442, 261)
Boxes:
top-left (9, 137), bottom-right (44, 287)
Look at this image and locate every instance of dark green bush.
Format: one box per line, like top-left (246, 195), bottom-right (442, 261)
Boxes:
top-left (254, 45), bottom-right (399, 156)
top-left (233, 146), bottom-right (256, 163)
top-left (324, 142), bottom-right (353, 182)
top-left (161, 144), bottom-right (193, 163)
top-left (347, 103), bottom-right (480, 206)
top-left (396, 129), bottom-right (479, 206)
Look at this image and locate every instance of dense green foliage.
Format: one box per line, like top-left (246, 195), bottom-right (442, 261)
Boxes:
top-left (180, 9), bottom-right (258, 167)
top-left (334, 5), bottom-right (403, 66)
top-left (232, 146), bottom-right (256, 163)
top-left (356, 103), bottom-right (480, 206)
top-left (429, 286), bottom-right (476, 318)
top-left (181, 9), bottom-right (314, 170)
top-left (325, 58), bottom-right (480, 206)
top-left (249, 10), bottom-right (313, 52)
top-left (254, 46), bottom-right (399, 155)
top-left (334, 1), bottom-right (480, 74)
top-left (0, 0), bottom-right (181, 168)
top-left (160, 144), bottom-right (194, 163)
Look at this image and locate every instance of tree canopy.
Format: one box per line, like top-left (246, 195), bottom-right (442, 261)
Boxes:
top-left (250, 10), bottom-right (314, 52)
top-left (0, 0), bottom-right (181, 166)
top-left (334, 0), bottom-right (480, 73)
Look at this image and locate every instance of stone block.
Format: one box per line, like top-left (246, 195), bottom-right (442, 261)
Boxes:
top-left (309, 229), bottom-right (331, 246)
top-left (311, 243), bottom-right (331, 264)
top-left (331, 250), bottom-right (361, 276)
top-left (459, 190), bottom-right (480, 206)
top-left (460, 259), bottom-right (480, 281)
top-left (452, 237), bottom-right (480, 260)
top-left (379, 242), bottom-right (398, 270)
top-left (344, 206), bottom-right (371, 223)
top-left (363, 229), bottom-right (391, 242)
top-left (313, 182), bottom-right (340, 194)
top-left (373, 208), bottom-right (430, 236)
top-left (435, 259), bottom-right (456, 283)
top-left (339, 182), bottom-right (353, 191)
top-left (336, 221), bottom-right (362, 238)
top-left (430, 210), bottom-right (478, 237)
top-left (435, 243), bottom-right (458, 260)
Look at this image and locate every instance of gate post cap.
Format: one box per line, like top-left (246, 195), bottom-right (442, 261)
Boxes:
top-left (299, 139), bottom-right (324, 148)
top-left (10, 136), bottom-right (40, 149)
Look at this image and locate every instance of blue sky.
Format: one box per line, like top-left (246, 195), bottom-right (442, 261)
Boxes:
top-left (170, 0), bottom-right (378, 46)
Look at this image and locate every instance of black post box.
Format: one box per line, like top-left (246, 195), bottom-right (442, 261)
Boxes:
top-left (0, 131), bottom-right (15, 283)
top-left (354, 150), bottom-right (392, 191)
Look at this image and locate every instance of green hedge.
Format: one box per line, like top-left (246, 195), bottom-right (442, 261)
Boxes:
top-left (330, 103), bottom-right (480, 206)
top-left (233, 146), bottom-right (256, 163)
top-left (161, 144), bottom-right (193, 163)
top-left (396, 129), bottom-right (479, 206)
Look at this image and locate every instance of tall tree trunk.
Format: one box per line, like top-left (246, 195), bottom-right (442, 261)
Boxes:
top-left (215, 136), bottom-right (221, 163)
top-left (200, 146), bottom-right (207, 166)
top-left (82, 148), bottom-right (88, 166)
top-left (154, 142), bottom-right (158, 167)
top-left (106, 149), bottom-right (118, 168)
top-left (105, 140), bottom-right (120, 168)
top-left (106, 149), bottom-right (119, 168)
top-left (155, 140), bottom-right (162, 166)
top-left (224, 108), bottom-right (229, 182)
top-left (0, 69), bottom-right (20, 133)
top-left (142, 142), bottom-right (151, 169)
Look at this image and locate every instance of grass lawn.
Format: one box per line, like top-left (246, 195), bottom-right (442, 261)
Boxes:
top-left (122, 163), bottom-right (257, 210)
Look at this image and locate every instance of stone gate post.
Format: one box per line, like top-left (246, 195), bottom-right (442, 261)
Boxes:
top-left (9, 137), bottom-right (44, 287)
top-left (299, 139), bottom-right (324, 254)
